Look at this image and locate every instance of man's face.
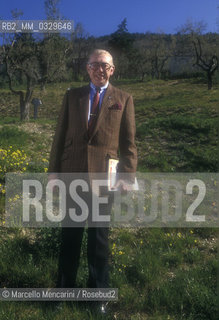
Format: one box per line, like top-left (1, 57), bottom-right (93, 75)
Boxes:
top-left (86, 53), bottom-right (115, 87)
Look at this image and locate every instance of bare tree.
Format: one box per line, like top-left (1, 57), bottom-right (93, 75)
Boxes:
top-left (38, 35), bottom-right (70, 91)
top-left (0, 2), bottom-right (73, 121)
top-left (135, 33), bottom-right (175, 80)
top-left (0, 10), bottom-right (41, 120)
top-left (150, 34), bottom-right (176, 79)
top-left (177, 19), bottom-right (218, 89)
top-left (39, 0), bottom-right (71, 90)
top-left (193, 37), bottom-right (218, 89)
top-left (69, 23), bottom-right (92, 80)
top-left (131, 41), bottom-right (153, 81)
top-left (1, 33), bottom-right (41, 120)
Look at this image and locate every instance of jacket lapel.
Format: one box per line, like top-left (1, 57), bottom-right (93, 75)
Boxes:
top-left (78, 85), bottom-right (90, 130)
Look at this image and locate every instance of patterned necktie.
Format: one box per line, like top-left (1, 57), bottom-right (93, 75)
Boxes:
top-left (88, 87), bottom-right (100, 130)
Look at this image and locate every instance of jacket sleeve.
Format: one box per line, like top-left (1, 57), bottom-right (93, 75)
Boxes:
top-left (117, 94), bottom-right (137, 183)
top-left (48, 91), bottom-right (69, 173)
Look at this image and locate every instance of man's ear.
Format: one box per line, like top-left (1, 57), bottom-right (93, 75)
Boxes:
top-left (110, 66), bottom-right (115, 76)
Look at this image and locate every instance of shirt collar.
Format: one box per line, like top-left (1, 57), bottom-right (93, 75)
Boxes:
top-left (90, 81), bottom-right (109, 93)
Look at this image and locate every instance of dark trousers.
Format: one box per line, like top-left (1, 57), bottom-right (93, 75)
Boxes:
top-left (57, 226), bottom-right (110, 288)
top-left (57, 190), bottom-right (113, 288)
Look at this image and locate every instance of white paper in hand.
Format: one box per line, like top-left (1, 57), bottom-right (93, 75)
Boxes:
top-left (107, 158), bottom-right (138, 191)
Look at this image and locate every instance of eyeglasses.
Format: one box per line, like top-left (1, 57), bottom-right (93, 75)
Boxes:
top-left (88, 62), bottom-right (113, 71)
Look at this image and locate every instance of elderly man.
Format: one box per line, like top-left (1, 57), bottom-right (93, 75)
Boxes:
top-left (48, 49), bottom-right (137, 313)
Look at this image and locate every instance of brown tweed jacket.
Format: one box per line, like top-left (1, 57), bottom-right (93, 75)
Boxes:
top-left (48, 83), bottom-right (137, 182)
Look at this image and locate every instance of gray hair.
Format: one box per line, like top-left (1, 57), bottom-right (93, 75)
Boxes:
top-left (88, 49), bottom-right (114, 66)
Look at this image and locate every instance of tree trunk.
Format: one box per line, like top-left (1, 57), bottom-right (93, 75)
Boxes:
top-left (20, 101), bottom-right (30, 121)
top-left (19, 86), bottom-right (32, 121)
top-left (41, 82), bottom-right (46, 92)
top-left (207, 72), bottom-right (212, 90)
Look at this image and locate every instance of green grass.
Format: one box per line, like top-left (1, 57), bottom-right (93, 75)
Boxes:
top-left (0, 78), bottom-right (218, 319)
top-left (0, 127), bottom-right (30, 149)
top-left (136, 114), bottom-right (218, 171)
top-left (0, 227), bottom-right (217, 319)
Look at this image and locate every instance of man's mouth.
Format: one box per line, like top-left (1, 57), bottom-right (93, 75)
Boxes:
top-left (96, 76), bottom-right (105, 81)
top-left (96, 73), bottom-right (105, 78)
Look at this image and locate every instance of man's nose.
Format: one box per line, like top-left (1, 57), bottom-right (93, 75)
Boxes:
top-left (95, 64), bottom-right (104, 71)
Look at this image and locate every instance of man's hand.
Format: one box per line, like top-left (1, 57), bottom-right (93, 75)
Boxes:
top-left (111, 179), bottom-right (133, 194)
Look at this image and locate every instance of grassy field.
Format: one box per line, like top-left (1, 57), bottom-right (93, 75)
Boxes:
top-left (0, 78), bottom-right (218, 319)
